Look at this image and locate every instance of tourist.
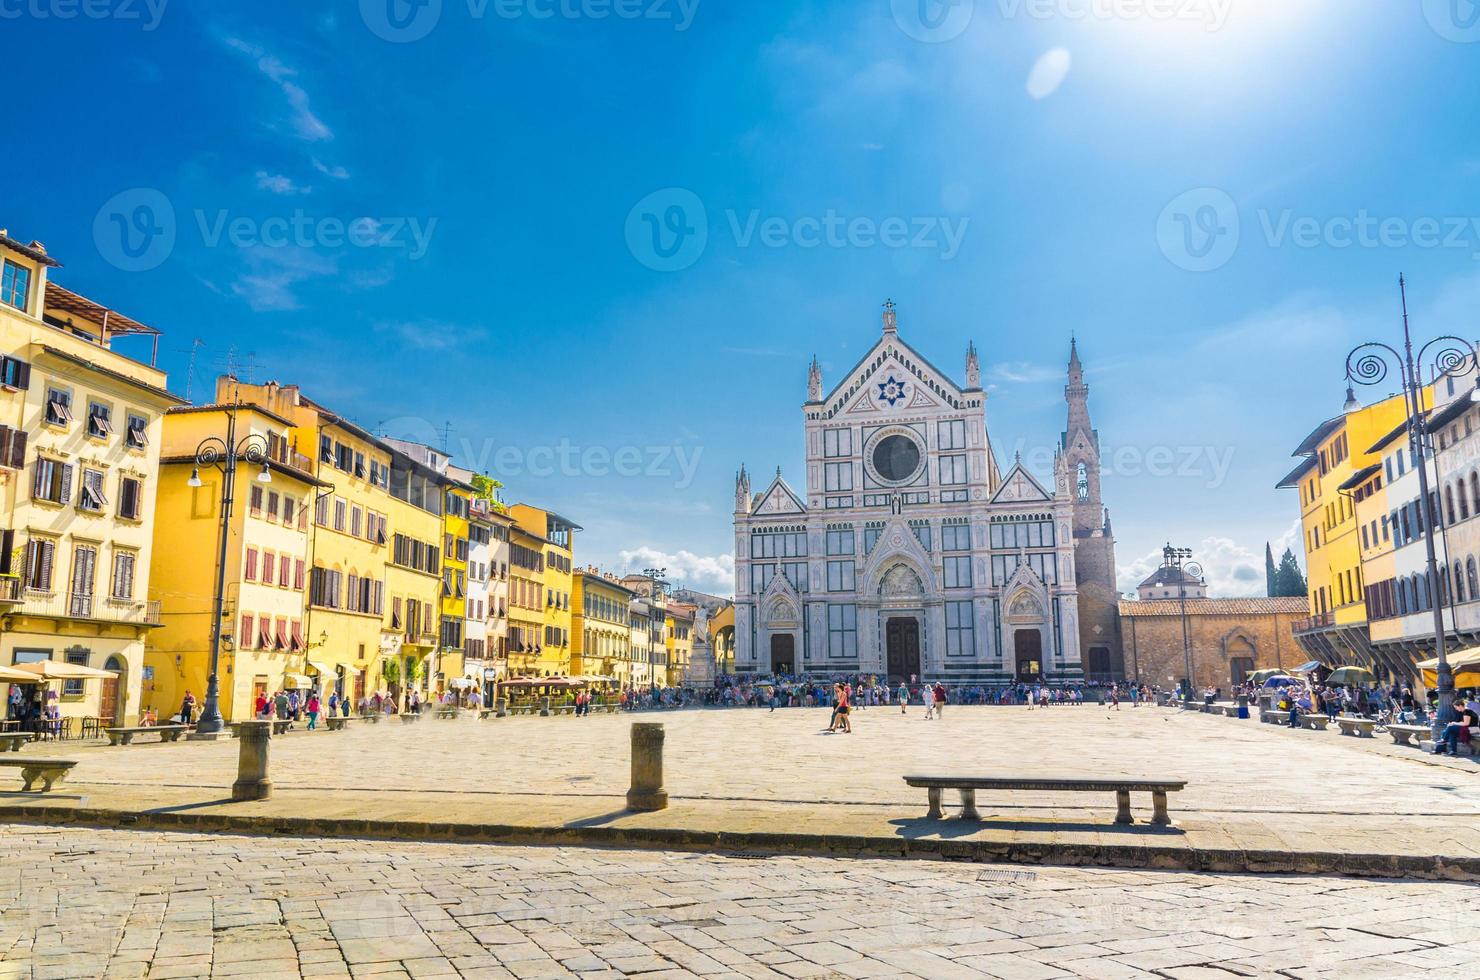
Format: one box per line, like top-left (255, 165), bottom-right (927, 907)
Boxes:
top-left (255, 691), bottom-right (270, 719)
top-left (898, 681), bottom-right (909, 715)
top-left (274, 690), bottom-right (291, 727)
top-left (836, 682), bottom-right (852, 733)
top-left (306, 693), bottom-right (320, 730)
top-left (1434, 702), bottom-right (1479, 756)
top-left (179, 690), bottom-right (197, 725)
top-left (932, 681), bottom-right (947, 719)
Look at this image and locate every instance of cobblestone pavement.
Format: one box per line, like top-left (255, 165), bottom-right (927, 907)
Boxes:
top-left (1, 825), bottom-right (1477, 980)
top-left (7, 708), bottom-right (1475, 866)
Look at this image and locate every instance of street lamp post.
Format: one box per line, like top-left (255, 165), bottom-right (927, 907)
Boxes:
top-left (188, 405), bottom-right (271, 735)
top-left (1164, 546), bottom-right (1203, 699)
top-left (1345, 275), bottom-right (1474, 735)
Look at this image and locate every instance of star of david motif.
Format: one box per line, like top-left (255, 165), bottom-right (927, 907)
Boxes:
top-left (877, 375), bottom-right (907, 406)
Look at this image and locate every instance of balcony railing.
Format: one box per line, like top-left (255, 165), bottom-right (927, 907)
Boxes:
top-left (1293, 611), bottom-right (1334, 634)
top-left (14, 590), bottom-right (162, 626)
top-left (0, 577), bottom-right (20, 604)
top-left (267, 441), bottom-right (315, 477)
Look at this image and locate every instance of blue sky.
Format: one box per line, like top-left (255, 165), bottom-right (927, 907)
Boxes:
top-left (9, 0), bottom-right (1480, 595)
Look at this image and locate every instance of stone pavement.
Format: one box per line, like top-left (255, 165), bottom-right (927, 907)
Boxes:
top-left (1, 707), bottom-right (1477, 876)
top-left (1, 824), bottom-right (1477, 980)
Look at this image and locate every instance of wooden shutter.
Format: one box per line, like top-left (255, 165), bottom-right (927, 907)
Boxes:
top-left (294, 559), bottom-right (305, 590)
top-left (245, 548), bottom-right (258, 582)
top-left (39, 540), bottom-right (54, 591)
top-left (31, 459), bottom-right (45, 499)
top-left (280, 555), bottom-right (291, 586)
top-left (59, 464), bottom-right (72, 505)
top-left (241, 614), bottom-right (254, 650)
top-left (13, 361), bottom-right (29, 390)
top-left (9, 428), bottom-right (26, 471)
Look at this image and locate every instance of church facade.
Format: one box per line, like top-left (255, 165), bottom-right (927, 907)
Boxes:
top-left (731, 303), bottom-right (1121, 684)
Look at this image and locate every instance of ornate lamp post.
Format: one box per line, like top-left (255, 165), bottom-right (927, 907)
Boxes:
top-left (1163, 545), bottom-right (1203, 698)
top-left (1344, 275), bottom-right (1475, 734)
top-left (187, 405), bottom-right (271, 735)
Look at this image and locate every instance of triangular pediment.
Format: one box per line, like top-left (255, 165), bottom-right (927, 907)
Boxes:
top-left (820, 334), bottom-right (965, 418)
top-left (990, 462), bottom-right (1052, 504)
top-left (752, 474), bottom-right (807, 516)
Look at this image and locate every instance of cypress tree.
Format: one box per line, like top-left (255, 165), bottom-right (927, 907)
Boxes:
top-left (1275, 549), bottom-right (1308, 597)
top-left (1265, 543), bottom-right (1278, 597)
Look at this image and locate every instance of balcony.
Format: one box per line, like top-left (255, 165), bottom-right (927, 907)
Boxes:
top-left (267, 442), bottom-right (315, 477)
top-left (0, 577), bottom-right (21, 605)
top-left (1294, 611), bottom-right (1334, 635)
top-left (11, 590), bottom-right (162, 626)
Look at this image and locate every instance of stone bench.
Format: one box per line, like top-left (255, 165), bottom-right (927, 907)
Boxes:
top-left (902, 775), bottom-right (1187, 826)
top-left (1302, 714), bottom-right (1332, 731)
top-left (105, 725), bottom-right (189, 746)
top-left (1386, 724), bottom-right (1430, 747)
top-left (324, 716), bottom-right (351, 732)
top-left (1262, 710), bottom-right (1294, 726)
top-left (356, 713), bottom-right (381, 724)
top-left (1423, 726), bottom-right (1480, 756)
top-left (0, 733), bottom-right (35, 752)
top-left (1219, 704), bottom-right (1242, 718)
top-left (1336, 716), bottom-right (1377, 738)
top-left (434, 708), bottom-right (460, 720)
top-left (0, 758), bottom-right (76, 792)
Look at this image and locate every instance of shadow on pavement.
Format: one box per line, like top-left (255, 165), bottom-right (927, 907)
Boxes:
top-left (564, 809), bottom-right (631, 829)
top-left (888, 817), bottom-right (1186, 839)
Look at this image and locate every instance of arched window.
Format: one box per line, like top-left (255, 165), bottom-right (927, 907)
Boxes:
top-left (1446, 486), bottom-right (1457, 525)
top-left (1416, 574), bottom-right (1430, 612)
top-left (1472, 472), bottom-right (1480, 519)
top-left (1456, 562), bottom-right (1467, 604)
top-left (1441, 565), bottom-right (1452, 606)
top-left (1469, 557), bottom-right (1479, 601)
top-left (1075, 462), bottom-right (1089, 500)
top-left (1463, 480), bottom-right (1473, 521)
top-left (1397, 580), bottom-right (1409, 615)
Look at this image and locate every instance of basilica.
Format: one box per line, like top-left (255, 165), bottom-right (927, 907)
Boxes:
top-left (731, 303), bottom-right (1122, 684)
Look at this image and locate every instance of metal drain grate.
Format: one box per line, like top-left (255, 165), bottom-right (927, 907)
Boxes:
top-left (977, 870), bottom-right (1037, 883)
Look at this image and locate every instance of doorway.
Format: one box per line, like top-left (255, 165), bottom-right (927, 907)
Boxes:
top-left (100, 656), bottom-right (123, 725)
top-left (1014, 629), bottom-right (1043, 681)
top-left (769, 634), bottom-right (795, 675)
top-left (886, 617), bottom-right (921, 682)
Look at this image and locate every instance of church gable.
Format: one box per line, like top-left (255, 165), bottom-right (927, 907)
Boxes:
top-left (990, 461), bottom-right (1053, 504)
top-left (752, 474), bottom-right (807, 516)
top-left (821, 339), bottom-right (966, 419)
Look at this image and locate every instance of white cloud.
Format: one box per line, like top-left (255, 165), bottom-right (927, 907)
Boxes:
top-left (224, 37), bottom-right (333, 143)
top-left (617, 547), bottom-right (734, 595)
top-left (230, 246), bottom-right (337, 313)
top-left (1026, 48), bottom-right (1072, 101)
top-left (373, 321), bottom-right (485, 352)
top-left (989, 360), bottom-right (1061, 384)
top-left (255, 171), bottom-right (310, 195)
top-left (313, 158), bottom-right (351, 180)
top-left (1118, 536), bottom-right (1270, 598)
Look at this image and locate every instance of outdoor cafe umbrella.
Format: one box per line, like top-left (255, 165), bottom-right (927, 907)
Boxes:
top-left (13, 660), bottom-right (117, 681)
top-left (0, 665), bottom-right (41, 684)
top-left (1416, 648), bottom-right (1480, 689)
top-left (1325, 666), bottom-right (1376, 687)
top-left (1262, 675), bottom-right (1301, 688)
top-left (1249, 669), bottom-right (1289, 683)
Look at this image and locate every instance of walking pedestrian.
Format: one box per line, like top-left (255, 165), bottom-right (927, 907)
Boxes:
top-left (932, 681), bottom-right (947, 719)
top-left (306, 693), bottom-right (320, 730)
top-left (898, 681), bottom-right (909, 715)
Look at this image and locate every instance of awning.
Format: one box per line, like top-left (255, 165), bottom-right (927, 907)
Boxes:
top-left (1415, 648), bottom-right (1480, 671)
top-left (307, 661), bottom-right (335, 676)
top-left (0, 665), bottom-right (41, 684)
top-left (449, 678), bottom-right (474, 689)
top-left (283, 673), bottom-right (313, 689)
top-left (14, 659), bottom-right (117, 681)
top-left (1290, 661), bottom-right (1325, 674)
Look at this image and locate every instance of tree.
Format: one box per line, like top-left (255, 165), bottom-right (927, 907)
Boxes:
top-left (1265, 543), bottom-right (1278, 597)
top-left (1274, 549), bottom-right (1308, 598)
top-left (470, 473), bottom-right (507, 513)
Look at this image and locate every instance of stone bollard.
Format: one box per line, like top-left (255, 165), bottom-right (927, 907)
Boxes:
top-left (231, 721), bottom-right (273, 802)
top-left (626, 722), bottom-right (668, 812)
top-left (540, 696), bottom-right (552, 717)
top-left (496, 697), bottom-right (508, 718)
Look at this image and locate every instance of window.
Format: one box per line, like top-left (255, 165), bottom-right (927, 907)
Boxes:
top-left (23, 538), bottom-right (56, 591)
top-left (31, 458), bottom-right (71, 505)
top-left (826, 560), bottom-right (855, 592)
top-left (941, 524), bottom-right (971, 551)
top-left (245, 547), bottom-right (259, 582)
top-left (912, 523), bottom-right (932, 551)
top-left (240, 614), bottom-right (255, 651)
top-left (44, 387), bottom-right (72, 426)
top-left (78, 468), bottom-right (107, 512)
top-left (351, 506), bottom-right (362, 538)
top-left (126, 414), bottom-right (148, 450)
top-left (1, 260), bottom-right (30, 311)
top-left (118, 477), bottom-right (143, 521)
top-left (824, 462), bottom-right (853, 492)
top-left (827, 604), bottom-right (858, 659)
top-left (0, 355), bottom-right (30, 390)
top-left (334, 499), bottom-right (346, 531)
top-left (945, 600), bottom-right (974, 657)
top-left (249, 485), bottom-right (264, 517)
top-left (63, 647), bottom-right (90, 696)
top-left (319, 434), bottom-right (333, 463)
top-left (111, 551), bottom-right (137, 600)
top-left (0, 426), bottom-right (27, 470)
top-left (86, 401), bottom-right (113, 439)
top-left (267, 491), bottom-right (280, 521)
top-left (751, 564), bottom-right (776, 593)
top-left (943, 555), bottom-right (972, 588)
top-left (863, 525), bottom-right (883, 553)
top-left (938, 419), bottom-right (966, 451)
top-left (69, 545), bottom-right (97, 618)
top-left (823, 428), bottom-right (853, 458)
top-left (825, 528), bottom-right (854, 555)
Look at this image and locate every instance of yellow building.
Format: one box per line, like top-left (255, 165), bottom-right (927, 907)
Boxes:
top-left (507, 522), bottom-right (550, 676)
top-left (572, 569), bottom-right (635, 682)
top-left (710, 603), bottom-right (735, 676)
top-left (664, 602), bottom-right (694, 687)
top-left (382, 444), bottom-right (444, 706)
top-left (225, 380), bottom-right (396, 705)
top-left (0, 230), bottom-right (182, 728)
top-left (1280, 390), bottom-right (1418, 666)
top-left (510, 504), bottom-right (579, 677)
top-left (147, 404), bottom-right (327, 720)
top-left (439, 481), bottom-right (472, 695)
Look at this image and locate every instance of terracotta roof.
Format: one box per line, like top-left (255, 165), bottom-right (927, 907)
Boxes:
top-left (0, 233), bottom-right (60, 268)
top-left (1337, 463), bottom-right (1382, 492)
top-left (46, 282), bottom-right (159, 335)
top-left (1118, 597), bottom-right (1309, 617)
top-left (1137, 566), bottom-right (1203, 589)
